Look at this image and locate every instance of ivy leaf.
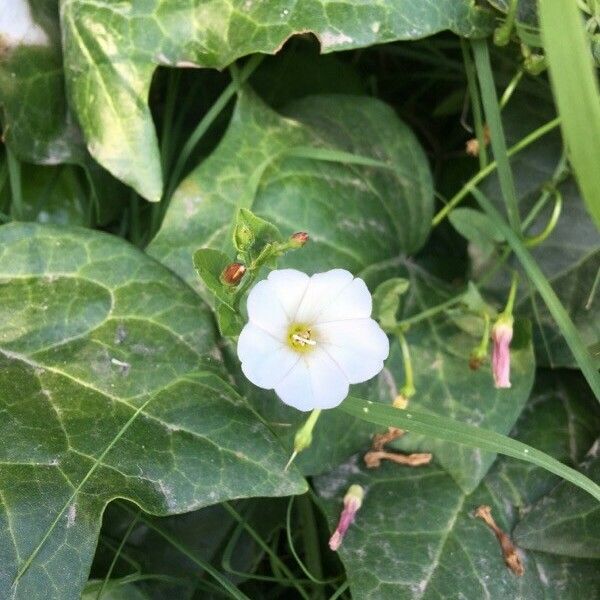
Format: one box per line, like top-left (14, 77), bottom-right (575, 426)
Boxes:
top-left (513, 446), bottom-right (600, 559)
top-left (59, 0), bottom-right (492, 200)
top-left (149, 90), bottom-right (434, 474)
top-left (0, 223), bottom-right (306, 600)
top-left (314, 374), bottom-right (600, 599)
top-left (380, 263), bottom-right (535, 492)
top-left (449, 207), bottom-right (505, 260)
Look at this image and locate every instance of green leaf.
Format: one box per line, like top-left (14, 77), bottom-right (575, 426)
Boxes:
top-left (372, 278), bottom-right (410, 331)
top-left (514, 447), bottom-right (600, 559)
top-left (149, 90), bottom-right (434, 289)
top-left (0, 223), bottom-right (305, 600)
top-left (449, 207), bottom-right (504, 258)
top-left (83, 580), bottom-right (151, 600)
top-left (0, 2), bottom-right (129, 216)
top-left (233, 208), bottom-right (282, 255)
top-left (315, 384), bottom-right (600, 599)
top-left (375, 264), bottom-right (535, 492)
top-left (59, 1), bottom-right (492, 200)
top-left (481, 95), bottom-right (600, 368)
top-left (539, 0), bottom-right (600, 229)
top-left (192, 248), bottom-right (235, 307)
top-left (0, 1), bottom-right (81, 164)
top-left (217, 303), bottom-right (244, 337)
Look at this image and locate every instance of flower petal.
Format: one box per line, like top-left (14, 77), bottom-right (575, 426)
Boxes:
top-left (238, 323), bottom-right (298, 389)
top-left (246, 279), bottom-right (288, 337)
top-left (265, 269), bottom-right (310, 320)
top-left (274, 349), bottom-right (349, 411)
top-left (295, 269), bottom-right (354, 323)
top-left (318, 318), bottom-right (389, 384)
top-left (314, 277), bottom-right (372, 324)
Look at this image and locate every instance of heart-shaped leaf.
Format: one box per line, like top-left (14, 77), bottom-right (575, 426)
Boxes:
top-left (59, 0), bottom-right (492, 200)
top-left (0, 223), bottom-right (305, 600)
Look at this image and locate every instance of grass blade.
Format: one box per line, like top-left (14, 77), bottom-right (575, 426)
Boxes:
top-left (472, 39), bottom-right (521, 231)
top-left (341, 396), bottom-right (600, 502)
top-left (538, 0), bottom-right (600, 229)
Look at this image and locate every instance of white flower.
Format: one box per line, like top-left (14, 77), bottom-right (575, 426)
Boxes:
top-left (237, 269), bottom-right (390, 411)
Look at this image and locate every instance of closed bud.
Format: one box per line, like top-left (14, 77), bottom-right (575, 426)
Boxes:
top-left (220, 262), bottom-right (246, 286)
top-left (289, 231), bottom-right (309, 248)
top-left (329, 484), bottom-right (364, 551)
top-left (491, 314), bottom-right (514, 388)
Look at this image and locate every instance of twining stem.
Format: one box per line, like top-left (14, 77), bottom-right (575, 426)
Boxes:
top-left (523, 190), bottom-right (562, 247)
top-left (397, 293), bottom-right (466, 329)
top-left (432, 117), bottom-right (560, 225)
top-left (472, 39), bottom-right (521, 232)
top-left (397, 331), bottom-right (415, 398)
top-left (223, 502), bottom-right (311, 600)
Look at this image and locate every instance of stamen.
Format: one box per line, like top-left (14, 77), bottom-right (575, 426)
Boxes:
top-left (292, 333), bottom-right (316, 346)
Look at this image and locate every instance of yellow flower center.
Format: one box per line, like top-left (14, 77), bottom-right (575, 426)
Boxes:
top-left (287, 323), bottom-right (317, 353)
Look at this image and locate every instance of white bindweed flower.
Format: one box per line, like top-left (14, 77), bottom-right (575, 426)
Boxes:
top-left (237, 269), bottom-right (390, 411)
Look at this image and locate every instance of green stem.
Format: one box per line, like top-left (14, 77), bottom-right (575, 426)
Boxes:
top-left (432, 117), bottom-right (560, 226)
top-left (165, 55), bottom-right (263, 200)
top-left (472, 39), bottom-right (521, 232)
top-left (523, 189), bottom-right (562, 247)
top-left (6, 147), bottom-right (22, 220)
top-left (223, 503), bottom-right (311, 600)
top-left (460, 39), bottom-right (488, 170)
top-left (499, 68), bottom-right (524, 109)
top-left (397, 331), bottom-right (415, 398)
top-left (494, 0), bottom-right (519, 46)
top-left (96, 510), bottom-right (140, 600)
top-left (119, 503), bottom-right (249, 600)
top-left (397, 293), bottom-right (466, 329)
top-left (503, 271), bottom-right (519, 316)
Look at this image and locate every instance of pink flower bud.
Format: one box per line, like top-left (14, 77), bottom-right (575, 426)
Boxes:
top-left (491, 315), bottom-right (513, 388)
top-left (329, 484), bottom-right (364, 551)
top-left (289, 232), bottom-right (309, 248)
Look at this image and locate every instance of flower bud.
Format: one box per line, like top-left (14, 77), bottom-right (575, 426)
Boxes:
top-left (329, 484), bottom-right (364, 551)
top-left (491, 314), bottom-right (513, 388)
top-left (469, 346), bottom-right (487, 371)
top-left (234, 224), bottom-right (254, 252)
top-left (289, 232), bottom-right (309, 248)
top-left (220, 262), bottom-right (246, 286)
